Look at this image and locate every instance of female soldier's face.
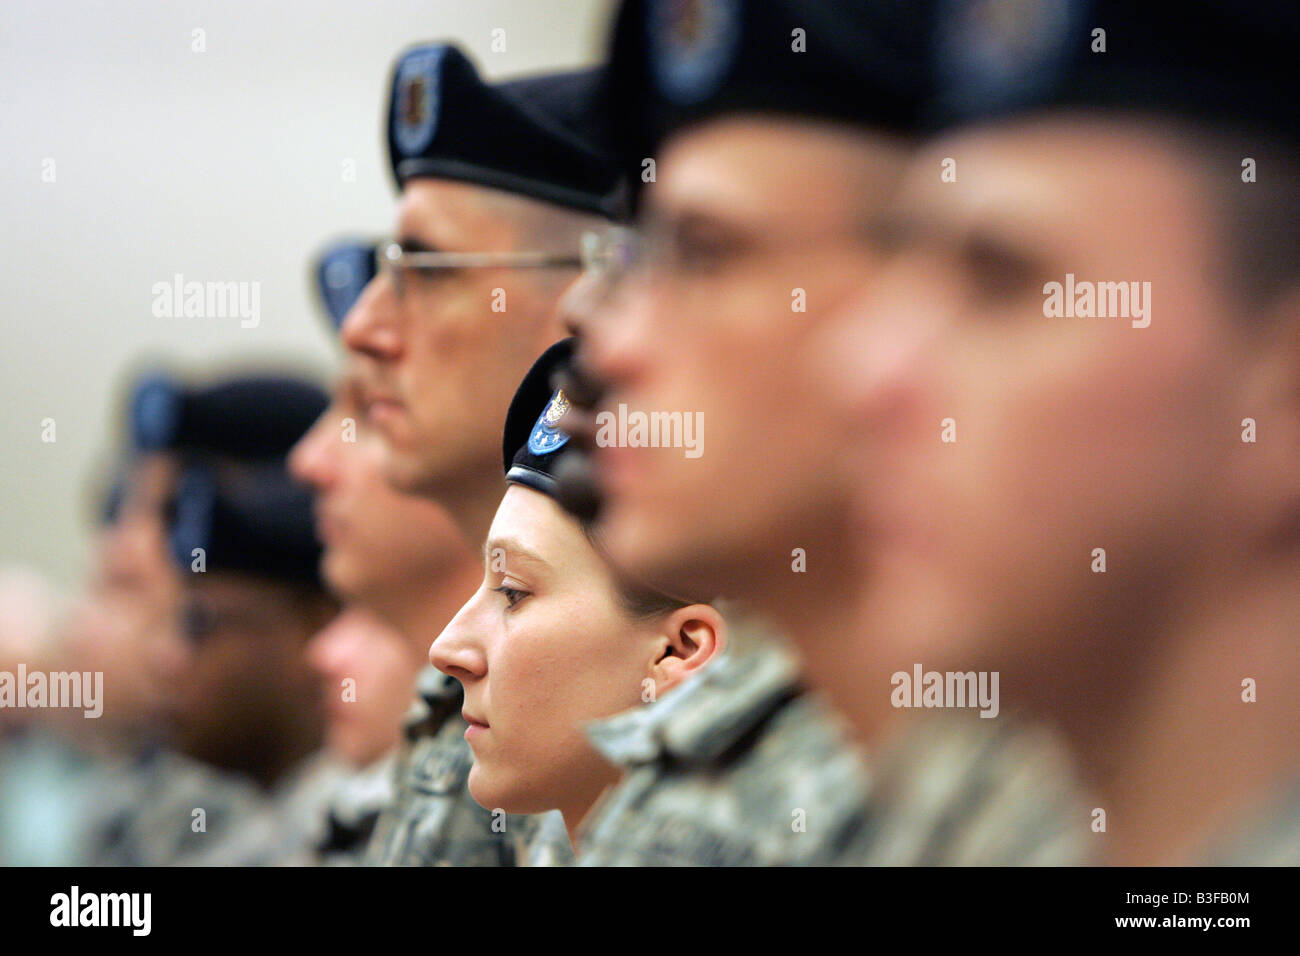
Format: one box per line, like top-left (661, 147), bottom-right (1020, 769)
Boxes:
top-left (429, 485), bottom-right (663, 820)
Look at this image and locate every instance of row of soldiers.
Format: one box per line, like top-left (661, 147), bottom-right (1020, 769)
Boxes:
top-left (4, 0), bottom-right (1298, 866)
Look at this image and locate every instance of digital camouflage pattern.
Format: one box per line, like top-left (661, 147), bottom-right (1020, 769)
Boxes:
top-left (837, 714), bottom-right (1092, 866)
top-left (515, 805), bottom-right (575, 867)
top-left (577, 615), bottom-right (874, 866)
top-left (577, 605), bottom-right (1093, 866)
top-left (315, 752), bottom-right (397, 865)
top-left (83, 747), bottom-right (272, 866)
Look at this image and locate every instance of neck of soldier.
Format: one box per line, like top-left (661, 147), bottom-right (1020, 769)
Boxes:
top-left (431, 465), bottom-right (508, 550)
top-left (1067, 554), bottom-right (1300, 865)
top-left (761, 508), bottom-right (898, 736)
top-left (561, 772), bottom-right (622, 850)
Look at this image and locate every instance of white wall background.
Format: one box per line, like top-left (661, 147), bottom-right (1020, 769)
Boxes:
top-left (0, 0), bottom-right (614, 585)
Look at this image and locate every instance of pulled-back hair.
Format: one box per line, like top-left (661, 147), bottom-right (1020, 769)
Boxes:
top-left (578, 522), bottom-right (698, 620)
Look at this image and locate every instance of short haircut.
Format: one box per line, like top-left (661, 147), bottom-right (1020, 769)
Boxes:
top-left (1156, 118), bottom-right (1300, 310)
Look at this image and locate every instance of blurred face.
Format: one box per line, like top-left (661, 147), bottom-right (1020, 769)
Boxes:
top-left (429, 484), bottom-right (663, 819)
top-left (575, 118), bottom-right (906, 600)
top-left (810, 117), bottom-right (1255, 689)
top-left (165, 573), bottom-right (325, 772)
top-left (289, 368), bottom-right (472, 608)
top-left (341, 179), bottom-right (573, 503)
top-left (305, 606), bottom-right (420, 767)
top-left (66, 454), bottom-right (186, 731)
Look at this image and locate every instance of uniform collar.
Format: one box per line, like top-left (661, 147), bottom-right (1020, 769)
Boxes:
top-left (585, 625), bottom-right (802, 767)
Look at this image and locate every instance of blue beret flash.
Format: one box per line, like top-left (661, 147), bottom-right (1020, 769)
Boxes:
top-left (528, 389), bottom-right (572, 456)
top-left (130, 373), bottom-right (185, 452)
top-left (317, 241), bottom-right (377, 329)
top-left (648, 0), bottom-right (743, 106)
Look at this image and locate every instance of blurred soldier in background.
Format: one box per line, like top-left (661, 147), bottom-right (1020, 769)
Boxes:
top-left (807, 0), bottom-right (1300, 865)
top-left (557, 0), bottom-right (1086, 864)
top-left (339, 44), bottom-right (624, 865)
top-left (73, 372), bottom-right (335, 865)
top-left (295, 238), bottom-right (531, 865)
top-left (0, 566), bottom-right (76, 864)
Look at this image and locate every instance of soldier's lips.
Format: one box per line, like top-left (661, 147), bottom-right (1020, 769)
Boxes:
top-left (463, 710), bottom-right (489, 738)
top-left (366, 396), bottom-right (405, 426)
top-left (313, 504), bottom-right (345, 544)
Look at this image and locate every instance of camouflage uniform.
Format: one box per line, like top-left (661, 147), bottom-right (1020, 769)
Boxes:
top-left (315, 752), bottom-right (397, 866)
top-left (836, 713), bottom-right (1092, 865)
top-left (214, 751), bottom-right (350, 866)
top-left (82, 746), bottom-right (271, 866)
top-left (364, 666), bottom-right (536, 866)
top-left (515, 807), bottom-right (575, 867)
top-left (578, 607), bottom-right (1091, 866)
top-left (1204, 773), bottom-right (1300, 865)
top-left (578, 613), bottom-right (873, 865)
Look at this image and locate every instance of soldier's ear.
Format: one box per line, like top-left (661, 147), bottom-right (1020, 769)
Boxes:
top-left (1232, 286), bottom-right (1300, 538)
top-left (647, 604), bottom-right (726, 696)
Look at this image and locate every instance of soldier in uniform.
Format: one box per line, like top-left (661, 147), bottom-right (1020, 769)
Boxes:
top-left (295, 238), bottom-right (524, 866)
top-left (555, 0), bottom-right (1089, 864)
top-left (152, 372), bottom-right (350, 865)
top-left (429, 339), bottom-right (728, 859)
top-left (84, 372), bottom-right (336, 865)
top-left (808, 0), bottom-right (1300, 865)
top-left (338, 43), bottom-right (627, 865)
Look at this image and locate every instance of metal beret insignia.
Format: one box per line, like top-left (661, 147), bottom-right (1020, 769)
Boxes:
top-left (528, 388), bottom-right (572, 456)
top-left (393, 46), bottom-right (447, 158)
top-left (648, 0), bottom-right (742, 106)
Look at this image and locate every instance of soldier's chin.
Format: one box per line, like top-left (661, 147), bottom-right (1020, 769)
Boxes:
top-left (328, 722), bottom-right (377, 769)
top-left (467, 762), bottom-right (519, 816)
top-left (379, 445), bottom-right (434, 497)
top-left (321, 554), bottom-right (365, 605)
top-left (467, 762), bottom-right (554, 818)
top-left (467, 759), bottom-right (522, 809)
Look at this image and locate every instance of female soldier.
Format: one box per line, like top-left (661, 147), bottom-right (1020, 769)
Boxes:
top-left (429, 340), bottom-right (726, 847)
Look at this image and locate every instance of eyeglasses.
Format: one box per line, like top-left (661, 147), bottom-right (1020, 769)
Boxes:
top-left (379, 241), bottom-right (582, 297)
top-left (577, 219), bottom-right (880, 291)
top-left (579, 227), bottom-right (639, 276)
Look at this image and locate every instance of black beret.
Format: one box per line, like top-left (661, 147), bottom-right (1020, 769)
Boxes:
top-left (170, 461), bottom-right (322, 586)
top-left (925, 0), bottom-right (1300, 141)
top-left (602, 0), bottom-right (932, 180)
top-left (501, 338), bottom-right (578, 498)
top-left (314, 239), bottom-right (377, 331)
top-left (130, 373), bottom-right (328, 460)
top-left (386, 43), bottom-right (625, 216)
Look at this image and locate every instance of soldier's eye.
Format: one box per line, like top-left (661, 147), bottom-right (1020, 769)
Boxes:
top-left (672, 226), bottom-right (749, 273)
top-left (492, 585), bottom-right (528, 609)
top-left (962, 235), bottom-right (1043, 304)
top-left (406, 264), bottom-right (460, 288)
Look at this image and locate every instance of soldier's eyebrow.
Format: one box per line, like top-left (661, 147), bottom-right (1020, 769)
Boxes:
top-left (482, 537), bottom-right (550, 573)
top-left (396, 234), bottom-right (440, 254)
